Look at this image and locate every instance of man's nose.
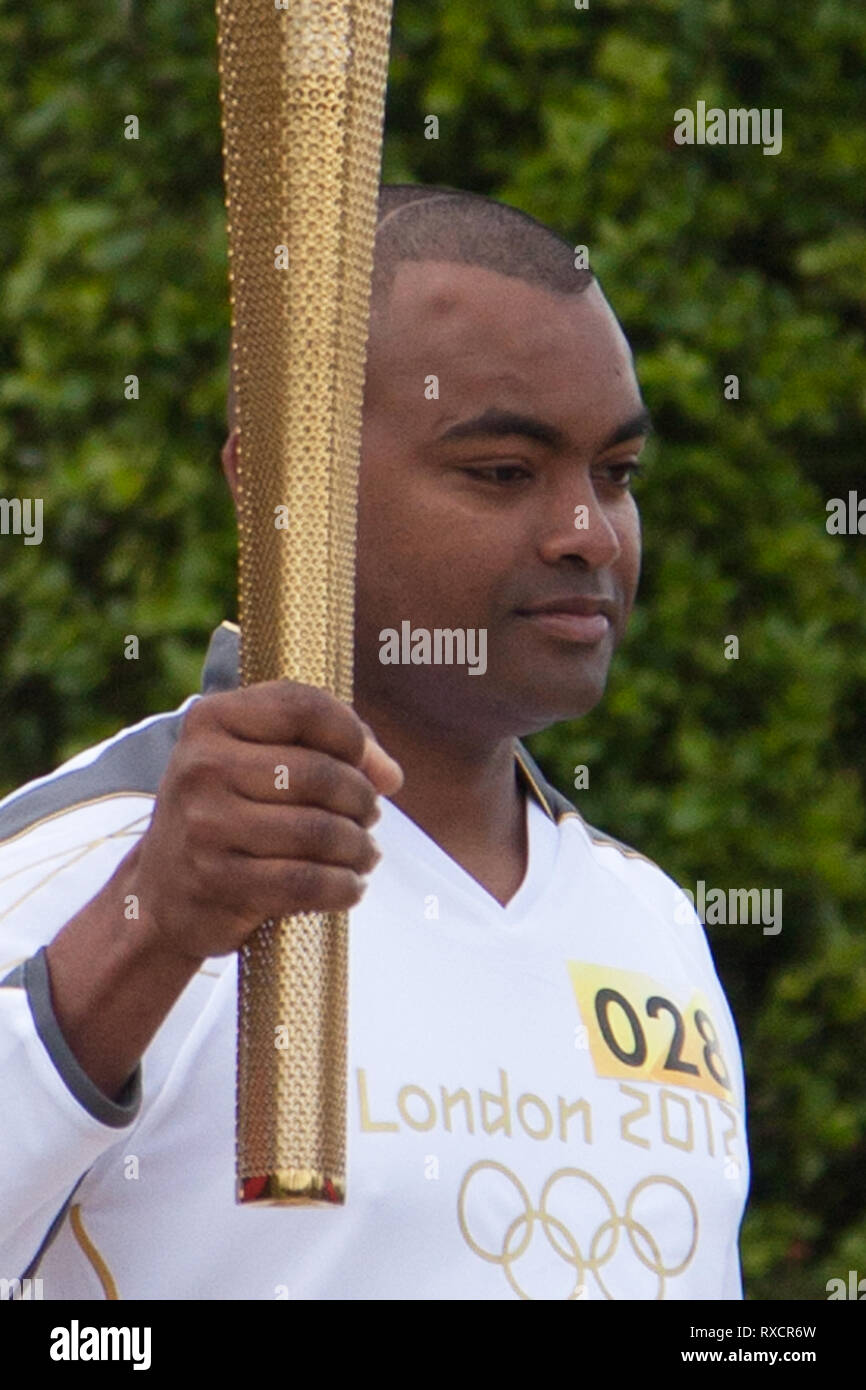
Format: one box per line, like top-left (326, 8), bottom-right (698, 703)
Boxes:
top-left (534, 476), bottom-right (622, 569)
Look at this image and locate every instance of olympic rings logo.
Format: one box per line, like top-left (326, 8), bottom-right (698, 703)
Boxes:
top-left (457, 1162), bottom-right (699, 1300)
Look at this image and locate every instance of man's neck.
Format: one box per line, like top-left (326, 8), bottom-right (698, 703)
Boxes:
top-left (356, 701), bottom-right (528, 908)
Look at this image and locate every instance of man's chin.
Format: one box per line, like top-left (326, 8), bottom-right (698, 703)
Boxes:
top-left (510, 669), bottom-right (611, 736)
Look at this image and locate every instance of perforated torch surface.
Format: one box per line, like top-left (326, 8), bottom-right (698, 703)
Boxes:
top-left (215, 0), bottom-right (393, 1204)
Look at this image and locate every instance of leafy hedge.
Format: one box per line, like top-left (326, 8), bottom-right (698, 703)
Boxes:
top-left (1, 0), bottom-right (864, 1299)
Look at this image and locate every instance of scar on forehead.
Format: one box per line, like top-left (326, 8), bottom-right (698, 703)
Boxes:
top-left (420, 281), bottom-right (463, 317)
top-left (394, 262), bottom-right (472, 312)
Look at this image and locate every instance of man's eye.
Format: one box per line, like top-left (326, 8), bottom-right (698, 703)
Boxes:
top-left (599, 461), bottom-right (645, 488)
top-left (462, 465), bottom-right (532, 484)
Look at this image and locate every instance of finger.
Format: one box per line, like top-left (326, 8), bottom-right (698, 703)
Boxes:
top-left (357, 721), bottom-right (404, 794)
top-left (228, 746), bottom-right (381, 826)
top-left (187, 682), bottom-right (368, 767)
top-left (220, 803), bottom-right (381, 872)
top-left (222, 856), bottom-right (369, 917)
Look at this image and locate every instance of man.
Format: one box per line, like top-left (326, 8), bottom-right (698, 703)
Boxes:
top-left (0, 185), bottom-right (749, 1300)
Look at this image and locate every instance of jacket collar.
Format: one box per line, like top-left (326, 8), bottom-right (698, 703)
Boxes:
top-left (200, 621), bottom-right (576, 825)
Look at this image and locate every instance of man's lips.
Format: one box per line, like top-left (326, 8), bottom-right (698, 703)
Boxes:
top-left (514, 596), bottom-right (616, 645)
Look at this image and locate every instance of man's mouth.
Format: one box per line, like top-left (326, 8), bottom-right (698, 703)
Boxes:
top-left (514, 596), bottom-right (615, 646)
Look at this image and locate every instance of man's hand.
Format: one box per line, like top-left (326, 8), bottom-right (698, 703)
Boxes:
top-left (43, 683), bottom-right (403, 1100)
top-left (129, 682), bottom-right (404, 964)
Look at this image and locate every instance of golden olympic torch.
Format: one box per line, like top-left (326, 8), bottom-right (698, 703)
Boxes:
top-left (214, 0), bottom-right (393, 1206)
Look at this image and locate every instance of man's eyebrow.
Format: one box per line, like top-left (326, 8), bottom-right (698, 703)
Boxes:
top-left (598, 406), bottom-right (653, 451)
top-left (437, 409), bottom-right (565, 449)
top-left (436, 405), bottom-right (653, 452)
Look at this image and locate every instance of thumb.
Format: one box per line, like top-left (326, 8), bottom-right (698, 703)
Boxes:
top-left (358, 723), bottom-right (404, 795)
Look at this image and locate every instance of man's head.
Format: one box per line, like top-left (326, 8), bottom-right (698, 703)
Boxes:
top-left (222, 185), bottom-right (649, 744)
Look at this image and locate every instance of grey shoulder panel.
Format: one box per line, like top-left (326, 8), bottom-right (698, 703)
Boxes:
top-left (24, 948), bottom-right (142, 1128)
top-left (540, 778), bottom-right (580, 822)
top-left (514, 741), bottom-right (577, 821)
top-left (201, 621), bottom-right (241, 694)
top-left (0, 708), bottom-right (185, 847)
top-left (514, 740), bottom-right (650, 860)
top-left (1, 962), bottom-right (26, 987)
top-left (580, 821), bottom-right (649, 859)
top-left (0, 621), bottom-right (242, 849)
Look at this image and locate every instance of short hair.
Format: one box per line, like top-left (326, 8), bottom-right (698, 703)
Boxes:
top-left (373, 182), bottom-right (592, 302)
top-left (227, 184), bottom-right (592, 430)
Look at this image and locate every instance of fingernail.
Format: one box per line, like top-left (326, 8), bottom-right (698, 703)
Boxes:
top-left (368, 738), bottom-right (402, 775)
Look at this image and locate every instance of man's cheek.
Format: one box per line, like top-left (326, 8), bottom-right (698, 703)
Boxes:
top-left (619, 509), bottom-right (641, 585)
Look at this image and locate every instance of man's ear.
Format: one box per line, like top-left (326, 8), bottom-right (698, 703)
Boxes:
top-left (220, 428), bottom-right (241, 507)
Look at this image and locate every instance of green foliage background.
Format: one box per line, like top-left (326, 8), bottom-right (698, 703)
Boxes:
top-left (1, 0), bottom-right (864, 1299)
